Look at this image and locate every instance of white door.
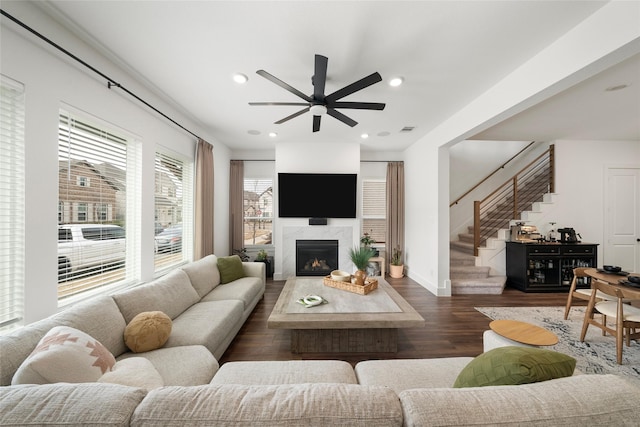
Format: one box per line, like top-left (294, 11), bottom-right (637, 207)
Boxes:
top-left (605, 167), bottom-right (640, 272)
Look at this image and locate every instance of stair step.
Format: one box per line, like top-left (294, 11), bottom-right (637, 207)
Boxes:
top-left (458, 233), bottom-right (474, 243)
top-left (451, 276), bottom-right (507, 295)
top-left (450, 250), bottom-right (475, 267)
top-left (450, 265), bottom-right (490, 280)
top-left (450, 240), bottom-right (474, 255)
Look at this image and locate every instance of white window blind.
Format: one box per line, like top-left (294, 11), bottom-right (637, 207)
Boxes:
top-left (0, 75), bottom-right (25, 332)
top-left (243, 179), bottom-right (273, 246)
top-left (362, 179), bottom-right (386, 244)
top-left (58, 109), bottom-right (140, 303)
top-left (154, 151), bottom-right (193, 271)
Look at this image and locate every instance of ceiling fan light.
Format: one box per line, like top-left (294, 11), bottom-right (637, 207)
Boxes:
top-left (389, 76), bottom-right (404, 87)
top-left (309, 104), bottom-right (327, 115)
top-left (233, 73), bottom-right (248, 84)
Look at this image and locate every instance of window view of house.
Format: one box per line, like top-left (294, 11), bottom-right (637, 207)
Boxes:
top-left (57, 111), bottom-right (131, 300)
top-left (362, 179), bottom-right (386, 247)
top-left (243, 179), bottom-right (273, 246)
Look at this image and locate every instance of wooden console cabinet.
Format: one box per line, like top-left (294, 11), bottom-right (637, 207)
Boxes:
top-left (506, 242), bottom-right (598, 292)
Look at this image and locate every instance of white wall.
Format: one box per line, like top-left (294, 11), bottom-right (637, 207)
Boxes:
top-left (1, 2), bottom-right (226, 324)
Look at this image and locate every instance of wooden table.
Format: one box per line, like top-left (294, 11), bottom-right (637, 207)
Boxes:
top-left (584, 268), bottom-right (640, 299)
top-left (267, 276), bottom-right (425, 353)
top-left (489, 319), bottom-right (558, 346)
top-left (368, 256), bottom-right (385, 277)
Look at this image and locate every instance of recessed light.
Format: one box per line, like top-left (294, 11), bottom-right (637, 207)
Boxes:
top-left (389, 77), bottom-right (404, 87)
top-left (360, 133), bottom-right (369, 139)
top-left (233, 73), bottom-right (248, 84)
top-left (269, 132), bottom-right (278, 138)
top-left (605, 83), bottom-right (630, 92)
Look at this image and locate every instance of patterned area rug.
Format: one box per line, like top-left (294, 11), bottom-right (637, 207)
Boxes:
top-left (476, 306), bottom-right (640, 386)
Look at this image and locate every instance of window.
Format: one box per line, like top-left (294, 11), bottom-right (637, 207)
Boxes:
top-left (154, 151), bottom-right (193, 271)
top-left (243, 179), bottom-right (273, 246)
top-left (58, 109), bottom-right (140, 302)
top-left (362, 179), bottom-right (386, 245)
top-left (0, 75), bottom-right (26, 332)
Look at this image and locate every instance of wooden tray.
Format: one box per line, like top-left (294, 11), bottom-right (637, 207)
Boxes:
top-left (323, 275), bottom-right (378, 295)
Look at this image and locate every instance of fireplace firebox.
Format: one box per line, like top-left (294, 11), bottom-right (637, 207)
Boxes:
top-left (296, 240), bottom-right (338, 276)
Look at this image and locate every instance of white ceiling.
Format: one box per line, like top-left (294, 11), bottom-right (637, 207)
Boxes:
top-left (37, 1), bottom-right (639, 152)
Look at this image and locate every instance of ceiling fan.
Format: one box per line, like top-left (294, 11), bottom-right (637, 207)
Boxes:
top-left (249, 54), bottom-right (386, 132)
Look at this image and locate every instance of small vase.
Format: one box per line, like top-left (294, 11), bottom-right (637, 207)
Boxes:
top-left (354, 269), bottom-right (367, 286)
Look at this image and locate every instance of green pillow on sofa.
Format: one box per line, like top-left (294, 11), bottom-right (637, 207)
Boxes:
top-left (453, 346), bottom-right (576, 388)
top-left (217, 255), bottom-right (245, 284)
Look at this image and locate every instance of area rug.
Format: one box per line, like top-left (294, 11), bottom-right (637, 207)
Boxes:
top-left (476, 306), bottom-right (640, 386)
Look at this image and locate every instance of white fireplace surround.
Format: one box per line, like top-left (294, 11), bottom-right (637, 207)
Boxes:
top-left (279, 226), bottom-right (354, 279)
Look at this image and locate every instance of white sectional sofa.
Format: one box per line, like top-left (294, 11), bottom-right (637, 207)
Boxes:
top-left (2, 255), bottom-right (640, 426)
top-left (0, 254), bottom-right (265, 387)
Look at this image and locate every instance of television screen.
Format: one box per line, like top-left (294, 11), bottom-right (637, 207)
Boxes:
top-left (278, 173), bottom-right (357, 218)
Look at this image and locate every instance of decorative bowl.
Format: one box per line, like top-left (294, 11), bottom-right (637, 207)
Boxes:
top-left (603, 265), bottom-right (622, 273)
top-left (330, 270), bottom-right (350, 282)
top-left (628, 275), bottom-right (640, 284)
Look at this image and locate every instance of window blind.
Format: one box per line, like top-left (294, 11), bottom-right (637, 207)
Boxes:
top-left (362, 179), bottom-right (386, 244)
top-left (154, 150), bottom-right (193, 271)
top-left (0, 76), bottom-right (25, 332)
top-left (58, 109), bottom-right (140, 303)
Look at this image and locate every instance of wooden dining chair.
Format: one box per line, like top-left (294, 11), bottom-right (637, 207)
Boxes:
top-left (564, 267), bottom-right (615, 320)
top-left (580, 280), bottom-right (640, 364)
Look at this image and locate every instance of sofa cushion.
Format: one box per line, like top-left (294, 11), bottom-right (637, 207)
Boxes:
top-left (211, 360), bottom-right (358, 385)
top-left (217, 255), bottom-right (245, 284)
top-left (124, 311), bottom-right (172, 353)
top-left (0, 383), bottom-right (147, 426)
top-left (12, 326), bottom-right (116, 385)
top-left (165, 300), bottom-right (243, 354)
top-left (355, 357), bottom-right (475, 393)
top-left (118, 345), bottom-right (218, 386)
top-left (131, 383), bottom-right (403, 427)
top-left (98, 357), bottom-right (164, 391)
top-left (181, 254), bottom-right (220, 298)
top-left (399, 374), bottom-right (640, 426)
top-left (0, 295), bottom-right (127, 386)
top-left (112, 269), bottom-right (200, 323)
top-left (200, 276), bottom-right (264, 310)
top-left (453, 346), bottom-right (576, 388)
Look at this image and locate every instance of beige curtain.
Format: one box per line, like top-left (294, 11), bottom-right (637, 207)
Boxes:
top-left (229, 160), bottom-right (244, 255)
top-left (386, 161), bottom-right (405, 266)
top-left (194, 139), bottom-right (214, 260)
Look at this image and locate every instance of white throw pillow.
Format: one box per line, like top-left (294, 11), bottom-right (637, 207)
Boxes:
top-left (11, 325), bottom-right (116, 385)
top-left (98, 357), bottom-right (164, 391)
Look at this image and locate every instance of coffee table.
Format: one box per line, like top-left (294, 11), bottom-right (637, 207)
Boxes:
top-left (268, 276), bottom-right (425, 353)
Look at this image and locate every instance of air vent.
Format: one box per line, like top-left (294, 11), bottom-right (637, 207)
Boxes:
top-left (400, 126), bottom-right (415, 132)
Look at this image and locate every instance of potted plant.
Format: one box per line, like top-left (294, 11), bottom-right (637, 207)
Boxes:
top-left (254, 249), bottom-right (273, 278)
top-left (360, 231), bottom-right (379, 256)
top-left (349, 246), bottom-right (376, 286)
top-left (389, 247), bottom-right (404, 278)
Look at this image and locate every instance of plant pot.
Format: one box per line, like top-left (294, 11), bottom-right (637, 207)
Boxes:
top-left (353, 269), bottom-right (367, 286)
top-left (389, 264), bottom-right (404, 278)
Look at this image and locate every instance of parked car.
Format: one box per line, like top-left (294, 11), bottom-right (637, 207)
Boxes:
top-left (154, 224), bottom-right (182, 253)
top-left (58, 224), bottom-right (126, 281)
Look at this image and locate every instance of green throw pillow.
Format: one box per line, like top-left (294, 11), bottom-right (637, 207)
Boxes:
top-left (453, 346), bottom-right (576, 388)
top-left (217, 255), bottom-right (245, 284)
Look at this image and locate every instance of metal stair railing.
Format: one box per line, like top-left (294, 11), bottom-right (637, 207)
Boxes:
top-left (472, 145), bottom-right (554, 256)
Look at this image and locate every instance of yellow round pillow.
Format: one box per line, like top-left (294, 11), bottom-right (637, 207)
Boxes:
top-left (124, 311), bottom-right (172, 353)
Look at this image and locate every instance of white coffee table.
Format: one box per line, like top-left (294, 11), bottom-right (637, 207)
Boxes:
top-left (267, 276), bottom-right (425, 353)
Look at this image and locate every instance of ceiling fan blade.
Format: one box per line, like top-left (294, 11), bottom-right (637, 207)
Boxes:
top-left (331, 101), bottom-right (386, 110)
top-left (256, 70), bottom-right (312, 102)
top-left (274, 107), bottom-right (310, 124)
top-left (312, 55), bottom-right (328, 100)
top-left (325, 72), bottom-right (382, 103)
top-left (326, 108), bottom-right (358, 127)
top-left (249, 102), bottom-right (309, 106)
top-left (313, 115), bottom-right (321, 132)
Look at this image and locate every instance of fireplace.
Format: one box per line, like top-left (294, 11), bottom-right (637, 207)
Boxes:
top-left (296, 240), bottom-right (338, 276)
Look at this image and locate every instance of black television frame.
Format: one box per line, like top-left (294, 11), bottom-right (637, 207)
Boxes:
top-left (278, 172), bottom-right (357, 219)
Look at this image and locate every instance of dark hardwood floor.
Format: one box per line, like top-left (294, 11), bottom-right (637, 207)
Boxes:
top-left (220, 276), bottom-right (574, 366)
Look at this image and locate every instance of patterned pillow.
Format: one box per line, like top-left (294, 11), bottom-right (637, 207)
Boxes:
top-left (11, 326), bottom-right (116, 385)
top-left (453, 346), bottom-right (576, 388)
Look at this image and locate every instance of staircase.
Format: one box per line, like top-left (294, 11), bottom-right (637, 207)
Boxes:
top-left (449, 145), bottom-right (554, 295)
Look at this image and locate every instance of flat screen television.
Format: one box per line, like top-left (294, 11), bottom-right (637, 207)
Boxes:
top-left (278, 173), bottom-right (357, 218)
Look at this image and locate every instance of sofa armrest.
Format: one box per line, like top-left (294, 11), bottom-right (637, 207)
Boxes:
top-left (242, 262), bottom-right (266, 284)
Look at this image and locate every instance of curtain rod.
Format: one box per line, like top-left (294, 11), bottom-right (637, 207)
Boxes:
top-left (0, 9), bottom-right (202, 142)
